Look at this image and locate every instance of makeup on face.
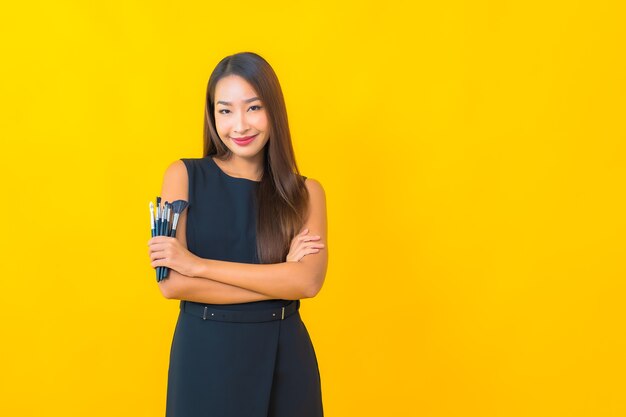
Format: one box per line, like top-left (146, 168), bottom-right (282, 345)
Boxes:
top-left (231, 134), bottom-right (258, 146)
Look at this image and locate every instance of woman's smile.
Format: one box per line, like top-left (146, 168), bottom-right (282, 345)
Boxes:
top-left (231, 134), bottom-right (258, 146)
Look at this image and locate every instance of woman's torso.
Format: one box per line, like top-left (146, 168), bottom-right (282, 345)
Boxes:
top-left (180, 155), bottom-right (295, 311)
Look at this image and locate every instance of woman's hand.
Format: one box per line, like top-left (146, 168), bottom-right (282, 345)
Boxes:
top-left (148, 236), bottom-right (201, 277)
top-left (286, 228), bottom-right (325, 262)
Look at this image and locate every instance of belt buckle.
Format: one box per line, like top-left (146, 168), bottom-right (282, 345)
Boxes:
top-left (281, 306), bottom-right (285, 320)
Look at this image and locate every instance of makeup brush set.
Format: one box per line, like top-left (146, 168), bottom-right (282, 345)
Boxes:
top-left (149, 197), bottom-right (188, 282)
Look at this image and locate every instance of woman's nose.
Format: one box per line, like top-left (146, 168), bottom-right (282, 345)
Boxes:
top-left (233, 111), bottom-right (250, 133)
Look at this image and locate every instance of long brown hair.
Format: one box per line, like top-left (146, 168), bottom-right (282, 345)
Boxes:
top-left (203, 52), bottom-right (310, 264)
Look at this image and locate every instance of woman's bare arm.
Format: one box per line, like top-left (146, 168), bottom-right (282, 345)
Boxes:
top-left (158, 269), bottom-right (276, 303)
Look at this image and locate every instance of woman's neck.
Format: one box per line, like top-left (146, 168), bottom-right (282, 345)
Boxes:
top-left (218, 152), bottom-right (264, 181)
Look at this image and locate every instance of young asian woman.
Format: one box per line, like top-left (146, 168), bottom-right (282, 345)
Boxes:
top-left (147, 51), bottom-right (328, 417)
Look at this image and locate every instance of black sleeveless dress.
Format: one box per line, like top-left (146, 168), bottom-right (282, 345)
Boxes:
top-left (165, 155), bottom-right (324, 417)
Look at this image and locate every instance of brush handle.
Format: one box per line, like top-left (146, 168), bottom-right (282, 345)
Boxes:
top-left (151, 223), bottom-right (159, 281)
top-left (159, 267), bottom-right (171, 281)
top-left (157, 205), bottom-right (167, 281)
top-left (158, 266), bottom-right (165, 281)
top-left (158, 226), bottom-right (179, 281)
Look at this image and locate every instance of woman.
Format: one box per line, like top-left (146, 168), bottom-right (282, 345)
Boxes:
top-left (148, 51), bottom-right (328, 417)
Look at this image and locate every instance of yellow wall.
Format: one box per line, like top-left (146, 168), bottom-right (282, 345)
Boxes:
top-left (1, 1), bottom-right (624, 416)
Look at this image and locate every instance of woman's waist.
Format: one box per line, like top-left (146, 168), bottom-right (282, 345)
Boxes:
top-left (179, 298), bottom-right (294, 311)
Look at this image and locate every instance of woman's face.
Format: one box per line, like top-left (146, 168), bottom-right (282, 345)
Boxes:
top-left (214, 74), bottom-right (270, 159)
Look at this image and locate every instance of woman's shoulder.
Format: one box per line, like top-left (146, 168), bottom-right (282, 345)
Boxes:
top-left (163, 157), bottom-right (208, 187)
top-left (165, 159), bottom-right (189, 173)
top-left (302, 176), bottom-right (325, 198)
top-left (159, 159), bottom-right (190, 202)
top-left (162, 159), bottom-right (189, 182)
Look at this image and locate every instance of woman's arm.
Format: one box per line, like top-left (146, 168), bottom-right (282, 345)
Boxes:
top-left (151, 161), bottom-right (328, 300)
top-left (158, 269), bottom-right (276, 303)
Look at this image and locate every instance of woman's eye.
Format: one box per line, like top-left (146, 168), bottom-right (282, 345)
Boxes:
top-left (217, 106), bottom-right (261, 115)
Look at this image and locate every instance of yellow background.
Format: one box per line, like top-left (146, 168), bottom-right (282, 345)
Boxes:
top-left (1, 1), bottom-right (625, 416)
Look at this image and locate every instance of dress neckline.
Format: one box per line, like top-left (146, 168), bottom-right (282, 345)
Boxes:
top-left (208, 156), bottom-right (262, 184)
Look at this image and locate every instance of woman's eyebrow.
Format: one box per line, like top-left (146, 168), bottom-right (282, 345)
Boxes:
top-left (216, 96), bottom-right (261, 106)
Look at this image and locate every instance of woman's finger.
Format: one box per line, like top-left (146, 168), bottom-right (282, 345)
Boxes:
top-left (290, 238), bottom-right (322, 257)
top-left (148, 242), bottom-right (169, 252)
top-left (151, 259), bottom-right (170, 269)
top-left (150, 251), bottom-right (167, 261)
top-left (287, 229), bottom-right (321, 261)
top-left (297, 247), bottom-right (320, 260)
top-left (150, 251), bottom-right (164, 261)
top-left (148, 236), bottom-right (178, 247)
top-left (301, 240), bottom-right (324, 249)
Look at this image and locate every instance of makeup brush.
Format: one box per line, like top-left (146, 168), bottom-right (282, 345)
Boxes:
top-left (150, 201), bottom-right (155, 238)
top-left (159, 201), bottom-right (165, 238)
top-left (151, 198), bottom-right (161, 281)
top-left (156, 197), bottom-right (162, 236)
top-left (169, 200), bottom-right (189, 237)
top-left (157, 201), bottom-right (170, 281)
top-left (156, 197), bottom-right (168, 281)
top-left (165, 202), bottom-right (172, 237)
top-left (162, 200), bottom-right (189, 279)
top-left (158, 202), bottom-right (170, 280)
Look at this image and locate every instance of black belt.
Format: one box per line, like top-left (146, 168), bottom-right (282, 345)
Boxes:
top-left (180, 299), bottom-right (300, 323)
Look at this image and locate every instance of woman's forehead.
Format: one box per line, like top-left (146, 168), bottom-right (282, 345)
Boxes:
top-left (215, 75), bottom-right (259, 102)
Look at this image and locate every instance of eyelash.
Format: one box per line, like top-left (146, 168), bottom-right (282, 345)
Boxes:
top-left (218, 105), bottom-right (262, 115)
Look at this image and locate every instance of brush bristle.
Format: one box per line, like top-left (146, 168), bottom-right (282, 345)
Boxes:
top-left (171, 200), bottom-right (189, 214)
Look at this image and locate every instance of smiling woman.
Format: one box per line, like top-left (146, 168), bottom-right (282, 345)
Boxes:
top-left (147, 51), bottom-right (327, 417)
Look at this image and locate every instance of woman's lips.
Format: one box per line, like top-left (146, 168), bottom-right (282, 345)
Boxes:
top-left (231, 134), bottom-right (258, 146)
